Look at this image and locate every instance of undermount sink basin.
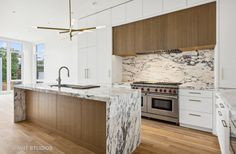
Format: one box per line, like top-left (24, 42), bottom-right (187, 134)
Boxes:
top-left (50, 84), bottom-right (100, 89)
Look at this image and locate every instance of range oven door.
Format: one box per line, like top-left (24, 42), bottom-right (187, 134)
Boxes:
top-left (141, 93), bottom-right (148, 112)
top-left (147, 94), bottom-right (178, 118)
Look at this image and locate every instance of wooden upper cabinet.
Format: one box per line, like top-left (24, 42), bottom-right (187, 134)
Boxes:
top-left (113, 23), bottom-right (136, 56)
top-left (112, 2), bottom-right (216, 56)
top-left (135, 16), bottom-right (164, 53)
top-left (197, 2), bottom-right (216, 47)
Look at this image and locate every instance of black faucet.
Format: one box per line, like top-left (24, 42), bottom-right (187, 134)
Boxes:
top-left (57, 66), bottom-right (70, 88)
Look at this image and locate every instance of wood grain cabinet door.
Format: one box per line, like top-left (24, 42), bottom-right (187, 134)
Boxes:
top-left (197, 2), bottom-right (216, 47)
top-left (135, 17), bottom-right (164, 53)
top-left (113, 23), bottom-right (136, 56)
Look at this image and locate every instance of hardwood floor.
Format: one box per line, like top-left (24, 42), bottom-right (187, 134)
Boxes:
top-left (0, 94), bottom-right (220, 154)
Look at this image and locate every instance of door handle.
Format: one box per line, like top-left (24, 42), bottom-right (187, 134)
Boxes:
top-left (84, 69), bottom-right (87, 79)
top-left (189, 113), bottom-right (201, 117)
top-left (108, 70), bottom-right (111, 78)
top-left (87, 69), bottom-right (89, 79)
top-left (221, 68), bottom-right (224, 80)
top-left (189, 92), bottom-right (201, 95)
top-left (222, 120), bottom-right (227, 128)
top-left (189, 99), bottom-right (201, 102)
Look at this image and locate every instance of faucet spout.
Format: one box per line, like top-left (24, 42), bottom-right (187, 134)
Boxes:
top-left (58, 66), bottom-right (70, 88)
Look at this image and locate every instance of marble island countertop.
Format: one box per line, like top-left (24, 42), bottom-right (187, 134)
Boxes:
top-left (14, 83), bottom-right (142, 154)
top-left (217, 89), bottom-right (236, 111)
top-left (14, 83), bottom-right (140, 102)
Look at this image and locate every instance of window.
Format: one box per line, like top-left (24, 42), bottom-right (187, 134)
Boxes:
top-left (36, 44), bottom-right (44, 80)
top-left (0, 41), bottom-right (7, 91)
top-left (0, 40), bottom-right (23, 91)
top-left (10, 42), bottom-right (22, 80)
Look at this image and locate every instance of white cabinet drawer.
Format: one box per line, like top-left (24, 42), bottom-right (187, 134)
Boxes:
top-left (179, 89), bottom-right (213, 98)
top-left (180, 110), bottom-right (212, 129)
top-left (179, 96), bottom-right (212, 113)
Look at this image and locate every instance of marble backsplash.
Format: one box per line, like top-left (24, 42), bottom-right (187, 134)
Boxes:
top-left (122, 49), bottom-right (214, 89)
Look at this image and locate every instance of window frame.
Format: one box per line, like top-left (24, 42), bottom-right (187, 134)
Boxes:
top-left (35, 43), bottom-right (45, 82)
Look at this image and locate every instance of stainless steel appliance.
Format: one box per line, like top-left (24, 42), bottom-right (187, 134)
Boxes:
top-left (131, 81), bottom-right (181, 124)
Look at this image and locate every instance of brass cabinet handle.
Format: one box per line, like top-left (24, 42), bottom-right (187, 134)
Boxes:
top-left (218, 111), bottom-right (222, 116)
top-left (189, 113), bottom-right (201, 117)
top-left (222, 120), bottom-right (227, 128)
top-left (189, 99), bottom-right (201, 102)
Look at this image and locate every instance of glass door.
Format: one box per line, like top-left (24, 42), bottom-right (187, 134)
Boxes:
top-left (0, 41), bottom-right (8, 92)
top-left (0, 40), bottom-right (22, 92)
top-left (10, 42), bottom-right (22, 90)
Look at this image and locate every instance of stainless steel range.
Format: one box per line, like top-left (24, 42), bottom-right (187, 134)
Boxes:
top-left (131, 81), bottom-right (181, 124)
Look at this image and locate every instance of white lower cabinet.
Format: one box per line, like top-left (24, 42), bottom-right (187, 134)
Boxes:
top-left (179, 89), bottom-right (213, 131)
top-left (180, 110), bottom-right (212, 129)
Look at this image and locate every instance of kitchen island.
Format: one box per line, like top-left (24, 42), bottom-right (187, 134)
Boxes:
top-left (14, 84), bottom-right (141, 154)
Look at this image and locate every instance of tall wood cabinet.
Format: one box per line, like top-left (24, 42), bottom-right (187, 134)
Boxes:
top-left (112, 2), bottom-right (216, 56)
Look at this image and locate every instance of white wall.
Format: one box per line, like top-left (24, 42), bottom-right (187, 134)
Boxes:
top-left (22, 42), bottom-right (33, 84)
top-left (43, 36), bottom-right (78, 84)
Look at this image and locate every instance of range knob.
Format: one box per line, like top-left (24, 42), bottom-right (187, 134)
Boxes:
top-left (160, 89), bottom-right (163, 92)
top-left (173, 90), bottom-right (176, 94)
top-left (155, 89), bottom-right (158, 92)
top-left (141, 88), bottom-right (144, 90)
top-left (147, 88), bottom-right (150, 91)
top-left (164, 89), bottom-right (166, 93)
top-left (169, 89), bottom-right (172, 93)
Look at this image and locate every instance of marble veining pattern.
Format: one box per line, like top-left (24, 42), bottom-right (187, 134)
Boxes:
top-left (14, 88), bottom-right (26, 122)
top-left (122, 49), bottom-right (214, 90)
top-left (106, 90), bottom-right (141, 154)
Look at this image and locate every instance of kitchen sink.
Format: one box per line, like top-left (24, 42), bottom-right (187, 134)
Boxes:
top-left (50, 84), bottom-right (100, 89)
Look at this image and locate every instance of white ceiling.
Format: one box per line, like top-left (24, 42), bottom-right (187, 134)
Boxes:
top-left (0, 0), bottom-right (84, 42)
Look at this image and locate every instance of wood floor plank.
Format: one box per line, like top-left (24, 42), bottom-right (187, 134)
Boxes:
top-left (0, 94), bottom-right (220, 154)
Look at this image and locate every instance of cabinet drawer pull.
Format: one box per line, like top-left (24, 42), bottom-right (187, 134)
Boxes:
top-left (218, 111), bottom-right (222, 116)
top-left (189, 113), bottom-right (201, 117)
top-left (219, 103), bottom-right (225, 108)
top-left (222, 120), bottom-right (227, 128)
top-left (189, 92), bottom-right (201, 95)
top-left (189, 99), bottom-right (201, 102)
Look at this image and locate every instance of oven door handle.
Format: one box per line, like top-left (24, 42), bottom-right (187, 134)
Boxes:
top-left (146, 94), bottom-right (178, 99)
